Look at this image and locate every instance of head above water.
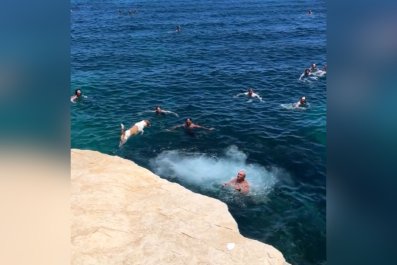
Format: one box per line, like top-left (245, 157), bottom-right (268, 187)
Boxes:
top-left (236, 170), bottom-right (246, 182)
top-left (144, 120), bottom-right (151, 127)
top-left (248, 88), bottom-right (254, 95)
top-left (185, 118), bottom-right (193, 126)
top-left (300, 96), bottom-right (306, 104)
top-left (75, 89), bottom-right (82, 97)
top-left (311, 63), bottom-right (317, 69)
top-left (304, 68), bottom-right (311, 75)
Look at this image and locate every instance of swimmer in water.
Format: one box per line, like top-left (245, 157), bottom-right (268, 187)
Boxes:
top-left (140, 106), bottom-right (179, 117)
top-left (70, 89), bottom-right (84, 103)
top-left (169, 118), bottom-right (214, 131)
top-left (223, 170), bottom-right (250, 194)
top-left (294, 96), bottom-right (307, 108)
top-left (234, 88), bottom-right (263, 101)
top-left (155, 106), bottom-right (179, 117)
top-left (310, 63), bottom-right (318, 73)
top-left (119, 120), bottom-right (151, 146)
top-left (311, 64), bottom-right (327, 77)
top-left (176, 25), bottom-right (181, 32)
top-left (299, 68), bottom-right (313, 80)
top-left (308, 10), bottom-right (312, 15)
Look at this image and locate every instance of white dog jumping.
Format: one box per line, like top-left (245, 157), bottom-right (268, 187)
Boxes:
top-left (119, 119), bottom-right (151, 146)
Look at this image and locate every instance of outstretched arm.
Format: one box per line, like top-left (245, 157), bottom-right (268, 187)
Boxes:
top-left (138, 110), bottom-right (155, 115)
top-left (234, 92), bottom-right (247, 98)
top-left (167, 124), bottom-right (183, 131)
top-left (193, 124), bottom-right (214, 131)
top-left (163, 110), bottom-right (179, 117)
top-left (202, 126), bottom-right (215, 131)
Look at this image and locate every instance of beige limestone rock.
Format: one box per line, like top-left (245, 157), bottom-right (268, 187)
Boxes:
top-left (71, 149), bottom-right (290, 265)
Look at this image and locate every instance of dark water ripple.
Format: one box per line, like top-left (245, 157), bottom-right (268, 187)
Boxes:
top-left (72, 0), bottom-right (326, 264)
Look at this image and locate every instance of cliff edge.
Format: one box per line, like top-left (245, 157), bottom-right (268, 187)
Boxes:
top-left (71, 149), bottom-right (290, 265)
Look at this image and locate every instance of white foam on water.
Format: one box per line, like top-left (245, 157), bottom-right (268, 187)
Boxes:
top-left (150, 146), bottom-right (280, 197)
top-left (280, 103), bottom-right (296, 110)
top-left (281, 103), bottom-right (310, 110)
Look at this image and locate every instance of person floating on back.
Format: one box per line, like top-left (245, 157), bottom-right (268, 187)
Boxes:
top-left (234, 88), bottom-right (263, 102)
top-left (169, 118), bottom-right (214, 131)
top-left (294, 96), bottom-right (308, 108)
top-left (223, 170), bottom-right (250, 194)
top-left (119, 120), bottom-right (151, 146)
top-left (71, 88), bottom-right (84, 103)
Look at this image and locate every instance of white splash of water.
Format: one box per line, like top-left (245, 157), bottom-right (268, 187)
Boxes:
top-left (280, 103), bottom-right (310, 110)
top-left (150, 145), bottom-right (280, 197)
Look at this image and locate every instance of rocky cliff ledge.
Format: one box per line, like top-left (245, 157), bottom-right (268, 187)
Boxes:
top-left (71, 149), bottom-right (290, 265)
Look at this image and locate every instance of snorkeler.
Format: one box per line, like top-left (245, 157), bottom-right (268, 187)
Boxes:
top-left (169, 118), bottom-right (214, 131)
top-left (223, 170), bottom-right (250, 194)
top-left (234, 88), bottom-right (263, 101)
top-left (71, 88), bottom-right (84, 103)
top-left (119, 120), bottom-right (151, 146)
top-left (294, 96), bottom-right (307, 108)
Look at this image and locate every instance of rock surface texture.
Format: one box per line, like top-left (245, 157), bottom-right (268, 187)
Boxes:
top-left (71, 149), bottom-right (290, 265)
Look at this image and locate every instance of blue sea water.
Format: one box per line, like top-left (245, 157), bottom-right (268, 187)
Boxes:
top-left (71, 0), bottom-right (326, 264)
